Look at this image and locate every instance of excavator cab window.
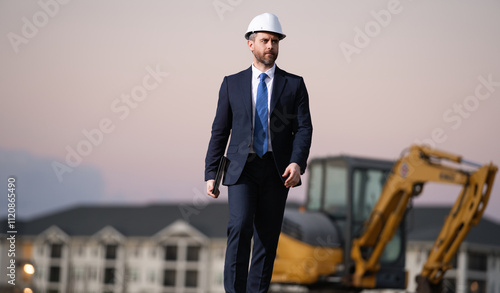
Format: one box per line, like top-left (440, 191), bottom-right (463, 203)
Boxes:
top-left (306, 159), bottom-right (348, 219)
top-left (306, 162), bottom-right (325, 211)
top-left (352, 168), bottom-right (403, 263)
top-left (352, 168), bottom-right (387, 222)
top-left (324, 161), bottom-right (348, 217)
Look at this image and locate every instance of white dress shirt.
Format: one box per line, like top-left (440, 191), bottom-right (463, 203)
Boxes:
top-left (251, 63), bottom-right (275, 153)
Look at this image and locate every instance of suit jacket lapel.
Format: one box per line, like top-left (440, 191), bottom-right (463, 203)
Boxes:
top-left (240, 66), bottom-right (253, 122)
top-left (271, 66), bottom-right (286, 114)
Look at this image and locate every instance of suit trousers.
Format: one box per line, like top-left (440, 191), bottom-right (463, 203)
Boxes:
top-left (224, 153), bottom-right (289, 293)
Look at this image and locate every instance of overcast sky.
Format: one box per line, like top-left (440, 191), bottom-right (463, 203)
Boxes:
top-left (1, 0), bottom-right (499, 223)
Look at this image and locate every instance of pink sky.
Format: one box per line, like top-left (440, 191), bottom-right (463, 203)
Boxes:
top-left (1, 0), bottom-right (500, 221)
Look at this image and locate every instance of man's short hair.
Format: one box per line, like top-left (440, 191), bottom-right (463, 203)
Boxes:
top-left (248, 32), bottom-right (282, 42)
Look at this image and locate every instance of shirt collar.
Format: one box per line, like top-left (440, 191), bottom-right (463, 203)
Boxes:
top-left (252, 63), bottom-right (276, 80)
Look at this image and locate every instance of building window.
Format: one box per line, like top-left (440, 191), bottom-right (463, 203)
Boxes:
top-left (148, 270), bottom-right (156, 282)
top-left (104, 268), bottom-right (115, 284)
top-left (187, 245), bottom-right (201, 261)
top-left (105, 244), bottom-right (118, 260)
top-left (214, 270), bottom-right (224, 286)
top-left (36, 267), bottom-right (44, 280)
top-left (73, 267), bottom-right (84, 281)
top-left (185, 270), bottom-right (198, 287)
top-left (443, 278), bottom-right (456, 293)
top-left (51, 243), bottom-right (63, 258)
top-left (77, 245), bottom-right (84, 256)
top-left (89, 267), bottom-right (98, 280)
top-left (468, 252), bottom-right (487, 271)
top-left (449, 252), bottom-right (458, 269)
top-left (129, 268), bottom-right (139, 282)
top-left (163, 269), bottom-right (176, 287)
top-left (49, 266), bottom-right (61, 282)
top-left (165, 245), bottom-right (177, 261)
top-left (489, 280), bottom-right (495, 293)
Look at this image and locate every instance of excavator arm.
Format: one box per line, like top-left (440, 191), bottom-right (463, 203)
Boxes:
top-left (349, 145), bottom-right (497, 292)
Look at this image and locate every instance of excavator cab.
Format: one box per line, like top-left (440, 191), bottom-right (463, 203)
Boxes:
top-left (272, 155), bottom-right (407, 291)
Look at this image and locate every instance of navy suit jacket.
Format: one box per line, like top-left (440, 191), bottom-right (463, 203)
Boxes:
top-left (205, 66), bottom-right (312, 186)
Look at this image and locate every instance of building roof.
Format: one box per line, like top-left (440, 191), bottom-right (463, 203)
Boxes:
top-left (10, 203), bottom-right (230, 238)
top-left (406, 206), bottom-right (500, 247)
top-left (4, 203), bottom-right (500, 248)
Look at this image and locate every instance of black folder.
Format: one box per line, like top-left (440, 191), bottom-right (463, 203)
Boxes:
top-left (213, 156), bottom-right (228, 196)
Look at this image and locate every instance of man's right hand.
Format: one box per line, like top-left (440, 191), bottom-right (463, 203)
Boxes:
top-left (207, 179), bottom-right (219, 198)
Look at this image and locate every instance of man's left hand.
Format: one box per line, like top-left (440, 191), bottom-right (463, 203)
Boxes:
top-left (282, 163), bottom-right (301, 188)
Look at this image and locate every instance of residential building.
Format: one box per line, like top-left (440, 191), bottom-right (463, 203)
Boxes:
top-left (405, 206), bottom-right (500, 293)
top-left (1, 204), bottom-right (499, 293)
top-left (1, 203), bottom-right (229, 293)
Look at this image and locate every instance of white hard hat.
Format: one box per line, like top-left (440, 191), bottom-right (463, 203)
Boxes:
top-left (245, 13), bottom-right (286, 40)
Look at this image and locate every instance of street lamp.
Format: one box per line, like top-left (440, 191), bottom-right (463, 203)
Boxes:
top-left (23, 264), bottom-right (35, 275)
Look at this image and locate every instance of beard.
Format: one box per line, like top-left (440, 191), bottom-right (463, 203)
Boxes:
top-left (254, 50), bottom-right (278, 66)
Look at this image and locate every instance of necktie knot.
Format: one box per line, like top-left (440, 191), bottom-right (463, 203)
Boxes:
top-left (260, 73), bottom-right (268, 82)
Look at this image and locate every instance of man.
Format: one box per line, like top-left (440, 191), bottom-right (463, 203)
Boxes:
top-left (205, 12), bottom-right (313, 293)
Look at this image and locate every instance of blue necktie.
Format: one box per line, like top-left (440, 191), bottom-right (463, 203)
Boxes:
top-left (254, 73), bottom-right (268, 157)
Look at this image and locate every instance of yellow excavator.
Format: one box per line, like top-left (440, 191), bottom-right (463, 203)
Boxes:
top-left (271, 145), bottom-right (497, 293)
